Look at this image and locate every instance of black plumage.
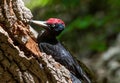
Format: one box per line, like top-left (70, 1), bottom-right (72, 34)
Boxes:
top-left (31, 18), bottom-right (91, 83)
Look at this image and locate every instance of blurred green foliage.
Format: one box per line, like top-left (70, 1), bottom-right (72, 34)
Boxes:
top-left (25, 0), bottom-right (52, 9)
top-left (25, 0), bottom-right (120, 58)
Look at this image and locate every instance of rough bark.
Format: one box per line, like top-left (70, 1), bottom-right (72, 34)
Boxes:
top-left (0, 0), bottom-right (72, 83)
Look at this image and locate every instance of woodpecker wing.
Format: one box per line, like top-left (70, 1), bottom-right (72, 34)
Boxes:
top-left (39, 42), bottom-right (80, 72)
top-left (39, 42), bottom-right (91, 83)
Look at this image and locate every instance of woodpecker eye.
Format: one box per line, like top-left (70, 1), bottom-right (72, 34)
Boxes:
top-left (51, 24), bottom-right (55, 27)
top-left (47, 24), bottom-right (56, 28)
top-left (47, 23), bottom-right (64, 32)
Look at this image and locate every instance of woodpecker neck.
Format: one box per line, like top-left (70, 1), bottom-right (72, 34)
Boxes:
top-left (37, 30), bottom-right (58, 44)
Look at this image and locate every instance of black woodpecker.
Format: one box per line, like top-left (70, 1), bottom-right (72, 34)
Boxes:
top-left (30, 18), bottom-right (92, 83)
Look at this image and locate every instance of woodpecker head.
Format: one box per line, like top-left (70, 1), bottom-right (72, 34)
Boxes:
top-left (30, 18), bottom-right (65, 35)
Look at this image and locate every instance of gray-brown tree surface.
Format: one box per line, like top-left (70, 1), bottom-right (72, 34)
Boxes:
top-left (0, 0), bottom-right (72, 83)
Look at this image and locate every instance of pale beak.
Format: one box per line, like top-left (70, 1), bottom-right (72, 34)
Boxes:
top-left (30, 20), bottom-right (48, 28)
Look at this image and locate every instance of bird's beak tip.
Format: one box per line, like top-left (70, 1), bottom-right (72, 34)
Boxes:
top-left (30, 20), bottom-right (47, 27)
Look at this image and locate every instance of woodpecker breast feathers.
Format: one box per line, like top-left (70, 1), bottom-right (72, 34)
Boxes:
top-left (46, 18), bottom-right (65, 27)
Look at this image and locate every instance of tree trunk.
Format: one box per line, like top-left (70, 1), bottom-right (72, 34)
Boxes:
top-left (0, 0), bottom-right (72, 83)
